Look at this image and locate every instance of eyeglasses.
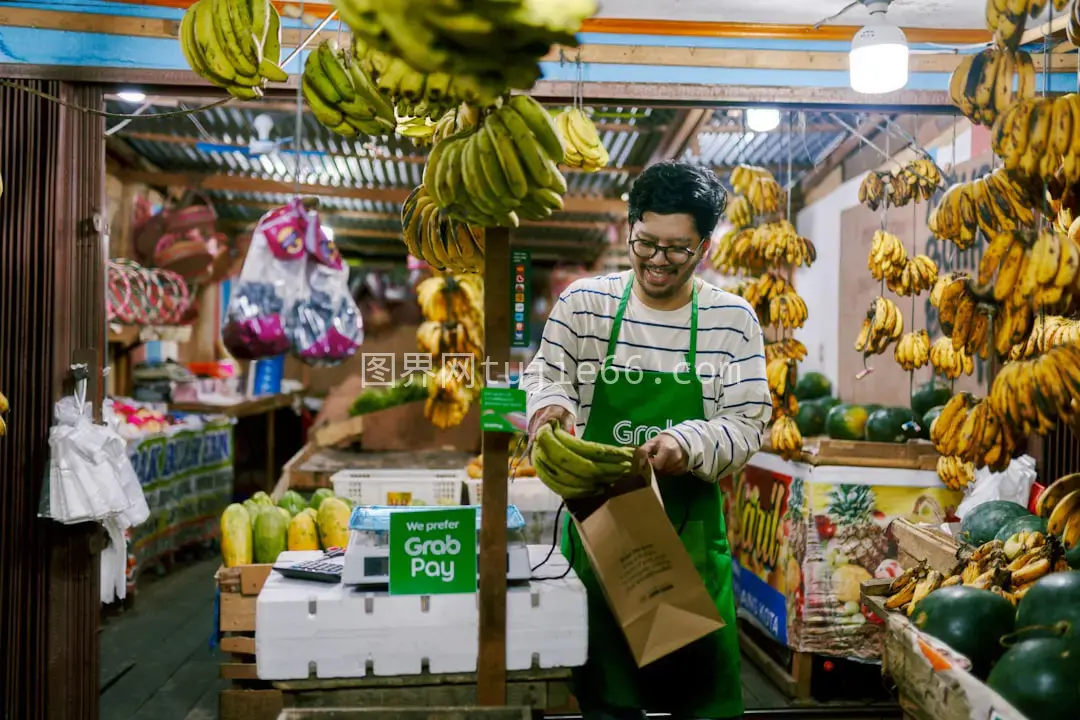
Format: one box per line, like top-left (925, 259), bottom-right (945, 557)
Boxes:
top-left (629, 237), bottom-right (704, 266)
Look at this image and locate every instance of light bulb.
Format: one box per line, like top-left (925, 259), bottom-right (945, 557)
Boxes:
top-left (746, 108), bottom-right (781, 133)
top-left (117, 90), bottom-right (146, 103)
top-left (849, 16), bottom-right (909, 95)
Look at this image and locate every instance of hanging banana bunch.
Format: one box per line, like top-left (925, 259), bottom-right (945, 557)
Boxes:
top-left (179, 0), bottom-right (289, 100)
top-left (302, 41), bottom-right (396, 137)
top-left (401, 185), bottom-right (485, 273)
top-left (557, 108), bottom-right (609, 172)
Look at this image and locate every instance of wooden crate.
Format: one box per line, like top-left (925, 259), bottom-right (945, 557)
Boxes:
top-left (217, 563), bottom-right (271, 681)
top-left (888, 518), bottom-right (969, 575)
top-left (759, 438), bottom-right (939, 470)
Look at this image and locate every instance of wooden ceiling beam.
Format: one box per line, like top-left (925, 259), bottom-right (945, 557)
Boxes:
top-left (647, 108), bottom-right (712, 167)
top-left (117, 170), bottom-right (629, 215)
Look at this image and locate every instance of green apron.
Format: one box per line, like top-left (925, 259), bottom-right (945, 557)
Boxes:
top-left (561, 279), bottom-right (743, 718)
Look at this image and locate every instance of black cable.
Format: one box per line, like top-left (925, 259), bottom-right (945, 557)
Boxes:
top-left (531, 502), bottom-right (574, 581)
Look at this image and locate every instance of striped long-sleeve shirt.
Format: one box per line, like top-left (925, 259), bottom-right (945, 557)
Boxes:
top-left (521, 271), bottom-right (771, 482)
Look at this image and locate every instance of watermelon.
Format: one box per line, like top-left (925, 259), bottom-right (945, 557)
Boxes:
top-left (912, 380), bottom-right (952, 417)
top-left (987, 638), bottom-right (1080, 720)
top-left (1068, 544), bottom-right (1080, 570)
top-left (795, 400), bottom-right (828, 437)
top-left (922, 405), bottom-right (945, 440)
top-left (253, 508), bottom-right (288, 564)
top-left (794, 372), bottom-right (832, 401)
top-left (865, 407), bottom-right (921, 443)
top-left (309, 488), bottom-right (335, 510)
top-left (1015, 571), bottom-right (1080, 646)
top-left (815, 396), bottom-right (841, 412)
top-left (825, 404), bottom-right (870, 441)
top-left (994, 514), bottom-right (1048, 542)
top-left (277, 490), bottom-right (308, 516)
top-left (958, 500), bottom-right (1032, 546)
top-left (911, 586), bottom-right (1016, 679)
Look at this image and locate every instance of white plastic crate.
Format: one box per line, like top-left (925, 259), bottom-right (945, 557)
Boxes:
top-left (331, 468), bottom-right (466, 507)
top-left (465, 477), bottom-right (563, 512)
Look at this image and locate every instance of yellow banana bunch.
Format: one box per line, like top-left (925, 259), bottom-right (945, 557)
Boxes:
top-left (991, 344), bottom-right (1080, 437)
top-left (333, 0), bottom-right (596, 92)
top-left (854, 297), bottom-right (903, 355)
top-left (764, 338), bottom-right (808, 363)
top-left (416, 273), bottom-right (484, 324)
top-left (992, 301), bottom-right (1035, 359)
top-left (929, 169), bottom-right (1036, 250)
top-left (1034, 472), bottom-right (1080, 557)
top-left (898, 158), bottom-right (944, 203)
top-left (932, 274), bottom-right (993, 358)
top-left (936, 455), bottom-right (975, 491)
top-left (765, 289), bottom-right (808, 330)
top-left (302, 41), bottom-right (397, 137)
top-left (179, 0), bottom-right (290, 100)
top-left (353, 38), bottom-right (500, 119)
top-left (992, 94), bottom-right (1080, 181)
top-left (424, 96), bottom-right (568, 226)
top-left (894, 329), bottom-right (930, 371)
top-left (1071, 0), bottom-right (1080, 49)
top-left (739, 272), bottom-right (790, 308)
top-left (746, 176), bottom-right (785, 216)
top-left (766, 358), bottom-right (796, 398)
top-left (858, 171), bottom-right (889, 211)
top-left (0, 391), bottom-right (7, 438)
top-left (756, 221), bottom-right (816, 268)
top-left (929, 336), bottom-right (976, 380)
top-left (1017, 229), bottom-right (1080, 311)
top-left (888, 171), bottom-right (915, 209)
top-left (988, 0), bottom-right (1071, 52)
top-left (771, 416), bottom-right (803, 461)
top-left (425, 364), bottom-right (473, 429)
top-left (399, 104), bottom-right (481, 149)
top-left (531, 423), bottom-right (634, 499)
top-left (730, 165), bottom-right (774, 196)
top-left (772, 391), bottom-right (798, 419)
top-left (949, 47), bottom-right (1035, 126)
top-left (886, 254), bottom-right (938, 297)
top-left (726, 196), bottom-right (755, 229)
top-left (416, 319), bottom-right (483, 365)
top-left (557, 108), bottom-right (609, 172)
top-left (1010, 315), bottom-right (1080, 360)
top-left (401, 185), bottom-right (485, 273)
top-left (868, 230), bottom-right (908, 282)
top-left (932, 395), bottom-right (1017, 471)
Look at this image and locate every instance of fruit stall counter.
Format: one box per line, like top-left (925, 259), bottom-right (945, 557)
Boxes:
top-left (284, 448), bottom-right (478, 493)
top-left (718, 449), bottom-right (964, 700)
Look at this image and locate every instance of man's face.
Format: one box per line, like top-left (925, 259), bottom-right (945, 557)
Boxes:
top-left (629, 212), bottom-right (708, 300)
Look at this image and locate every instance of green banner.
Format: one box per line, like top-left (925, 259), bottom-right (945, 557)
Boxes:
top-left (479, 385), bottom-right (527, 433)
top-left (389, 507), bottom-right (478, 595)
top-left (511, 250), bottom-right (531, 347)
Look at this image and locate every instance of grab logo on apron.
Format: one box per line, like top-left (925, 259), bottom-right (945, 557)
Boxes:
top-left (612, 419), bottom-right (676, 445)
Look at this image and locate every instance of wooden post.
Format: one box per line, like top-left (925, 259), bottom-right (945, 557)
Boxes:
top-left (477, 228), bottom-right (511, 705)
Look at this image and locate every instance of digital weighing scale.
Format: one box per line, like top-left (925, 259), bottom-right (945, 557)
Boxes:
top-left (340, 504), bottom-right (534, 587)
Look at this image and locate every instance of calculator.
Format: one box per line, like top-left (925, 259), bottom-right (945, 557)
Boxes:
top-left (273, 548), bottom-right (345, 584)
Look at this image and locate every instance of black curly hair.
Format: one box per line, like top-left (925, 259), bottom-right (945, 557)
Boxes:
top-left (627, 160), bottom-right (728, 240)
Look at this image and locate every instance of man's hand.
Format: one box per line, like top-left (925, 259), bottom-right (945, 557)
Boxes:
top-left (528, 405), bottom-right (574, 440)
top-left (642, 432), bottom-right (689, 475)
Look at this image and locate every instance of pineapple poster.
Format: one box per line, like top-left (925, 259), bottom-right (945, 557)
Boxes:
top-left (722, 454), bottom-right (962, 658)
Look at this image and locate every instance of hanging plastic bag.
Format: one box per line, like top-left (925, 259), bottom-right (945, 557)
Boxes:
top-left (286, 209), bottom-right (363, 365)
top-left (955, 455), bottom-right (1038, 521)
top-left (221, 201), bottom-right (309, 360)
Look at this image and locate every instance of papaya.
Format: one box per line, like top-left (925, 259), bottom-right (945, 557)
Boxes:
top-left (287, 512), bottom-right (320, 551)
top-left (987, 638), bottom-right (1080, 719)
top-left (242, 499), bottom-right (263, 521)
top-left (277, 490), bottom-right (308, 516)
top-left (251, 491), bottom-right (273, 506)
top-left (220, 504), bottom-right (253, 568)
top-left (310, 488), bottom-right (335, 510)
top-left (316, 497), bottom-right (351, 550)
top-left (958, 500), bottom-right (1032, 546)
top-left (253, 508), bottom-right (288, 564)
top-left (275, 506), bottom-right (291, 523)
top-left (301, 507), bottom-right (317, 520)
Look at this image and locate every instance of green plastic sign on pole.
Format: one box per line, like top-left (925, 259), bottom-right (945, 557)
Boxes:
top-left (511, 250), bottom-right (531, 347)
top-left (389, 507), bottom-right (478, 595)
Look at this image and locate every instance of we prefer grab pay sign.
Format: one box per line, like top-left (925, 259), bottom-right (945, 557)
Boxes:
top-left (389, 507), bottom-right (477, 595)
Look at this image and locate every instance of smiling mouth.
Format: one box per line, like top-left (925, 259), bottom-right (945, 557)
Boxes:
top-left (643, 265), bottom-right (676, 282)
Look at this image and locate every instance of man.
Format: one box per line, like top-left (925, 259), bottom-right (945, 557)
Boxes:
top-left (520, 161), bottom-right (771, 720)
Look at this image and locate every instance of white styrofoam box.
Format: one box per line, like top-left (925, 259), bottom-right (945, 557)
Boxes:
top-left (256, 547), bottom-right (586, 680)
top-left (331, 468), bottom-right (466, 507)
top-left (466, 478), bottom-right (565, 546)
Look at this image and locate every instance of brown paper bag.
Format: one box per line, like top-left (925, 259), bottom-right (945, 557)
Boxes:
top-left (568, 459), bottom-right (725, 668)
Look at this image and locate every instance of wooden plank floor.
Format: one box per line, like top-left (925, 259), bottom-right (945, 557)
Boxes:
top-left (98, 557), bottom-right (802, 719)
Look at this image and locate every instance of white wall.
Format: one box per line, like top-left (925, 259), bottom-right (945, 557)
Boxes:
top-left (794, 171), bottom-right (864, 388)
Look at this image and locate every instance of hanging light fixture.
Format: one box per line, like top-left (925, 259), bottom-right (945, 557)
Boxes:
top-left (849, 0), bottom-right (909, 95)
top-left (746, 108), bottom-right (781, 133)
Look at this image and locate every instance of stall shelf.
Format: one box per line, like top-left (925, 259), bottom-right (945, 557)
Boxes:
top-left (719, 443), bottom-right (963, 701)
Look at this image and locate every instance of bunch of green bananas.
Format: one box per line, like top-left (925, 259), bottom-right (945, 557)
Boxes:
top-left (949, 47), bottom-right (1035, 126)
top-left (302, 40), bottom-right (396, 137)
top-left (424, 96), bottom-right (568, 227)
top-left (531, 423), bottom-right (634, 500)
top-left (354, 38), bottom-right (499, 119)
top-left (401, 184), bottom-right (485, 273)
top-left (993, 94), bottom-right (1080, 182)
top-left (332, 0), bottom-right (596, 94)
top-left (557, 108), bottom-right (608, 172)
top-left (179, 0), bottom-right (289, 100)
top-left (397, 104), bottom-right (480, 148)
